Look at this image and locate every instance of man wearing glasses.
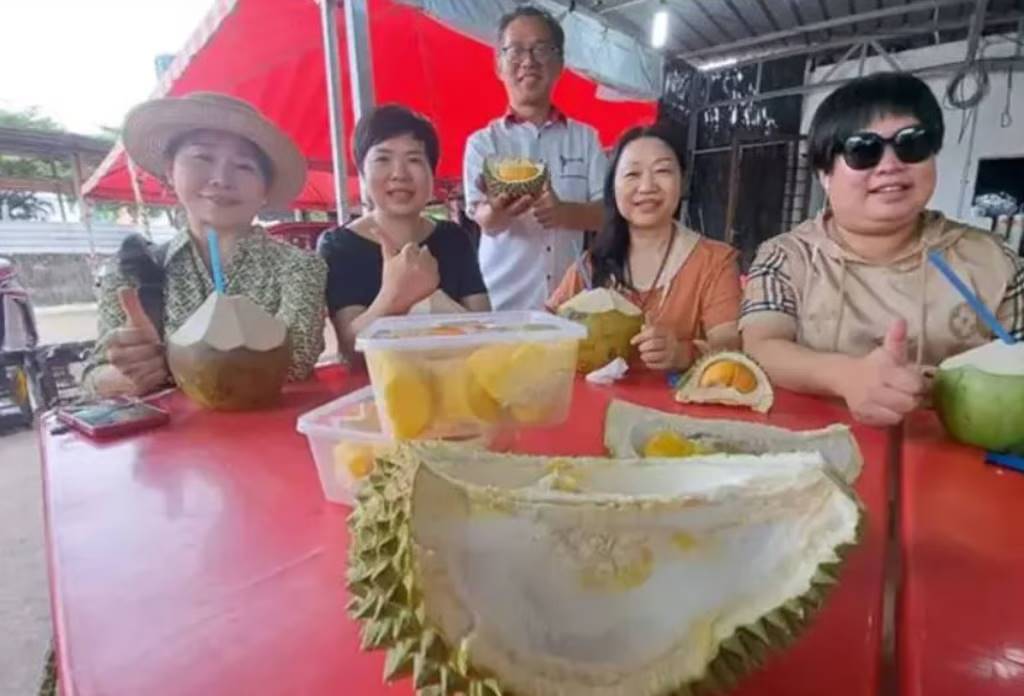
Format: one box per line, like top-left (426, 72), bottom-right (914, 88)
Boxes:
top-left (464, 6), bottom-right (607, 311)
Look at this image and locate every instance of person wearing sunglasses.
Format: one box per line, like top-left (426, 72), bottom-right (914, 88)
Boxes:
top-left (742, 72), bottom-right (1024, 427)
top-left (463, 5), bottom-right (607, 310)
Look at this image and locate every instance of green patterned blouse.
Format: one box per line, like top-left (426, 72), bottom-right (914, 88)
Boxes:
top-left (84, 227), bottom-right (327, 386)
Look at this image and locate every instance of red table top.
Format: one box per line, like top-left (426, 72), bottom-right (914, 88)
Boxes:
top-left (899, 410), bottom-right (1024, 696)
top-left (41, 370), bottom-right (894, 696)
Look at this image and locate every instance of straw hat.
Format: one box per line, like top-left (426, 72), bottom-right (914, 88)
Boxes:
top-left (123, 92), bottom-right (307, 207)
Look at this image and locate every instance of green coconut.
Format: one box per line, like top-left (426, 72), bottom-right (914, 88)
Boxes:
top-left (482, 157), bottom-right (548, 199)
top-left (167, 293), bottom-right (290, 411)
top-left (558, 288), bottom-right (643, 373)
top-left (604, 399), bottom-right (863, 484)
top-left (347, 442), bottom-right (861, 696)
top-left (934, 339), bottom-right (1024, 453)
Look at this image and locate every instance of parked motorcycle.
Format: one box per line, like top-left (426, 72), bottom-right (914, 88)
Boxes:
top-left (0, 256), bottom-right (39, 428)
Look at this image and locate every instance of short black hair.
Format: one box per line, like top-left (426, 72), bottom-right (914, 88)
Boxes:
top-left (497, 5), bottom-right (565, 56)
top-left (809, 72), bottom-right (945, 173)
top-left (352, 104), bottom-right (440, 174)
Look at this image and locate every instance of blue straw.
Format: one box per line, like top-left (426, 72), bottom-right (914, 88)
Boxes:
top-left (986, 451), bottom-right (1024, 475)
top-left (927, 250), bottom-right (1015, 344)
top-left (206, 228), bottom-right (226, 294)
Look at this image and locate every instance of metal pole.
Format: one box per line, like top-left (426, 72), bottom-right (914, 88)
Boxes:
top-left (816, 41), bottom-right (865, 85)
top-left (344, 0), bottom-right (376, 122)
top-left (723, 137), bottom-right (742, 246)
top-left (870, 40), bottom-right (904, 72)
top-left (684, 72), bottom-right (702, 226)
top-left (125, 154), bottom-right (152, 239)
top-left (69, 153), bottom-right (97, 266)
top-left (318, 0), bottom-right (349, 220)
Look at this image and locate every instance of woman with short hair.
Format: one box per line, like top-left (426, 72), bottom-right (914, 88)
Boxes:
top-left (741, 72), bottom-right (1024, 426)
top-left (318, 104), bottom-right (489, 363)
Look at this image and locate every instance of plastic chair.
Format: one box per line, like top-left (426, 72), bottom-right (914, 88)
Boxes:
top-left (265, 222), bottom-right (333, 252)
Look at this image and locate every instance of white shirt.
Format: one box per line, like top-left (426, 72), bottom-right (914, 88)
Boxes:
top-left (463, 111), bottom-right (607, 310)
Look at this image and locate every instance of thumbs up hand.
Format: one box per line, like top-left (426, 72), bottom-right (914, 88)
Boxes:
top-left (840, 319), bottom-right (927, 427)
top-left (375, 228), bottom-right (440, 315)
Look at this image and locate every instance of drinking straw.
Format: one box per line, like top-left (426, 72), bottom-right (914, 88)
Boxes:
top-left (927, 250), bottom-right (1015, 344)
top-left (986, 451), bottom-right (1024, 475)
top-left (207, 228), bottom-right (226, 294)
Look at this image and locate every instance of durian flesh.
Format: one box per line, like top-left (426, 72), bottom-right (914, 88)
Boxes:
top-left (676, 351), bottom-right (774, 413)
top-left (348, 442), bottom-right (862, 696)
top-left (606, 399), bottom-right (863, 484)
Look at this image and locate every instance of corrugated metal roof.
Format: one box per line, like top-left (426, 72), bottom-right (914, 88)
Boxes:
top-left (552, 0), bottom-right (1023, 67)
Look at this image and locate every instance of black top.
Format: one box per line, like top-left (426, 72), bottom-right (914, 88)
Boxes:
top-left (318, 220), bottom-right (488, 314)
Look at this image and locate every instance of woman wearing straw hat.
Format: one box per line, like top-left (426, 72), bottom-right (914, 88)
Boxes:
top-left (83, 92), bottom-right (327, 397)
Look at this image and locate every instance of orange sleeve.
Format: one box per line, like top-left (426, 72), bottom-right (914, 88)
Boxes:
top-left (545, 256), bottom-right (588, 312)
top-left (700, 245), bottom-right (742, 331)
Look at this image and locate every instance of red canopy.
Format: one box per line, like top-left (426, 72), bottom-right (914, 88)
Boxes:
top-left (83, 0), bottom-right (656, 210)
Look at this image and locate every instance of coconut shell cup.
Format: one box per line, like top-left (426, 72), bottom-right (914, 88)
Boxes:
top-left (934, 340), bottom-right (1024, 453)
top-left (168, 340), bottom-right (290, 411)
top-left (167, 293), bottom-right (291, 411)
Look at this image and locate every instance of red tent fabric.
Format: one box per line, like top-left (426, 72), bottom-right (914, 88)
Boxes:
top-left (83, 0), bottom-right (656, 210)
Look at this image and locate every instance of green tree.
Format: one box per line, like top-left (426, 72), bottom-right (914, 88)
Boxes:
top-left (0, 107), bottom-right (168, 225)
top-left (0, 107), bottom-right (68, 221)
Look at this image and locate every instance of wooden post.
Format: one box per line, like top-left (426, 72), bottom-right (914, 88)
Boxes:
top-left (50, 160), bottom-right (67, 222)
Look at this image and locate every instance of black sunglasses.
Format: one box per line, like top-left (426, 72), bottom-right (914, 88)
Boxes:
top-left (836, 125), bottom-right (937, 171)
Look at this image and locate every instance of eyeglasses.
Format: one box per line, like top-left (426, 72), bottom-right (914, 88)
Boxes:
top-left (499, 43), bottom-right (561, 64)
top-left (836, 125), bottom-right (937, 171)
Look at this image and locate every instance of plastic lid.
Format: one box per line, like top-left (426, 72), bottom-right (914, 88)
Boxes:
top-left (296, 386), bottom-right (385, 442)
top-left (355, 310), bottom-right (586, 353)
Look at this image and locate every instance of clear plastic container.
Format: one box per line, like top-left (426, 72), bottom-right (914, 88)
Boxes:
top-left (355, 311), bottom-right (585, 439)
top-left (296, 386), bottom-right (390, 506)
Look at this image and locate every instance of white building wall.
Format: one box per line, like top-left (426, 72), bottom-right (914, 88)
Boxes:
top-left (801, 34), bottom-right (1024, 229)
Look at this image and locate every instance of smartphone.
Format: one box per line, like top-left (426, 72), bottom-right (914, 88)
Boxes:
top-left (57, 398), bottom-right (170, 440)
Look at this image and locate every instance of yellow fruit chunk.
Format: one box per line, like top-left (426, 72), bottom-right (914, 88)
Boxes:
top-left (496, 160), bottom-right (541, 182)
top-left (333, 441), bottom-right (375, 479)
top-left (642, 430), bottom-right (710, 458)
top-left (698, 360), bottom-right (759, 394)
top-left (546, 459), bottom-right (583, 493)
top-left (374, 355), bottom-right (433, 438)
top-left (436, 362), bottom-right (502, 424)
top-left (671, 531), bottom-right (699, 552)
top-left (467, 343), bottom-right (549, 405)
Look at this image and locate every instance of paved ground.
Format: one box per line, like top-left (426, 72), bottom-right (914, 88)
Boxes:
top-left (0, 306), bottom-right (97, 696)
top-left (0, 425), bottom-right (49, 696)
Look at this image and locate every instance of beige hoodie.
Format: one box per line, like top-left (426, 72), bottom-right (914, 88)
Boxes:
top-left (741, 210), bottom-right (1023, 368)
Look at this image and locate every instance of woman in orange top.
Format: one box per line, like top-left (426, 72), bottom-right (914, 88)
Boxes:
top-left (547, 123), bottom-right (741, 371)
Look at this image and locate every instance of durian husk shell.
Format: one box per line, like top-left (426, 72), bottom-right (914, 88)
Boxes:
top-left (559, 308), bottom-right (643, 373)
top-left (346, 445), bottom-right (864, 696)
top-left (167, 339), bottom-right (290, 411)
